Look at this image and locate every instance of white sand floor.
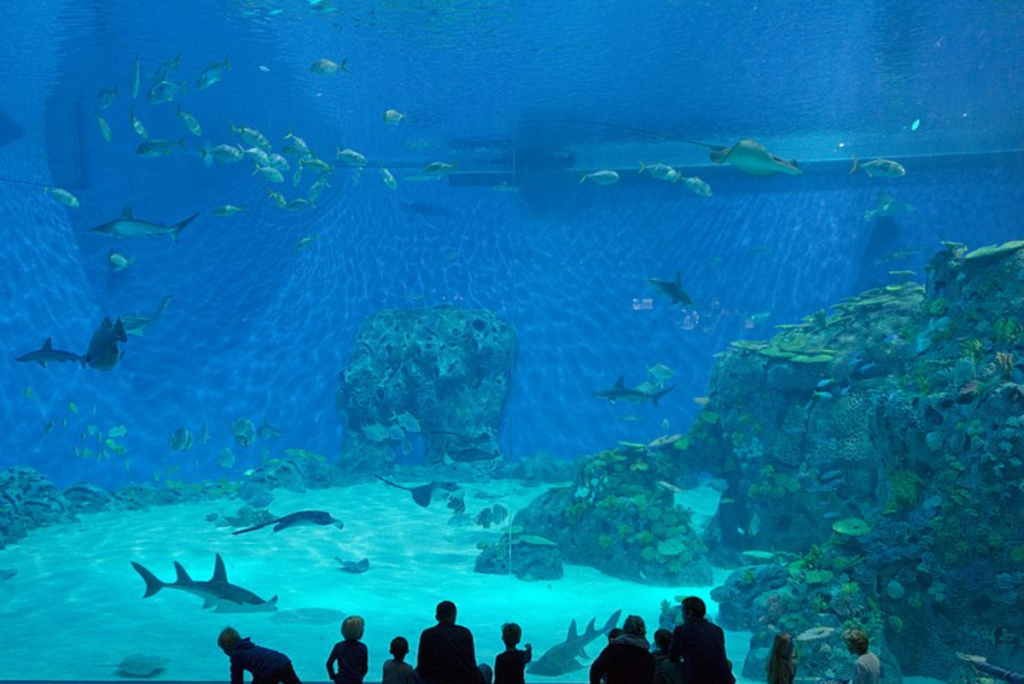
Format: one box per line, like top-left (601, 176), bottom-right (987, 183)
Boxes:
top-left (0, 480), bottom-right (755, 682)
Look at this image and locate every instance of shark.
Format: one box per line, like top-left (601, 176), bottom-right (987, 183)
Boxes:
top-left (374, 475), bottom-right (462, 507)
top-left (90, 205), bottom-right (200, 242)
top-left (527, 609), bottom-right (622, 676)
top-left (15, 338), bottom-right (84, 368)
top-left (130, 553), bottom-right (278, 613)
top-left (648, 271), bottom-right (693, 306)
top-left (232, 510), bottom-right (343, 535)
top-left (594, 377), bottom-right (675, 406)
top-left (83, 317), bottom-right (127, 371)
top-left (122, 294), bottom-right (173, 336)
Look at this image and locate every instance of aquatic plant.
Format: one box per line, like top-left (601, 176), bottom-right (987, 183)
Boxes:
top-left (994, 318), bottom-right (1023, 343)
top-left (928, 298), bottom-right (949, 316)
top-left (959, 338), bottom-right (985, 361)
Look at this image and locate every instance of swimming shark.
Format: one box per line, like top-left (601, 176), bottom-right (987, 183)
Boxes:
top-left (91, 205), bottom-right (200, 242)
top-left (648, 271), bottom-right (693, 306)
top-left (130, 553), bottom-right (278, 613)
top-left (83, 317), bottom-right (127, 371)
top-left (122, 294), bottom-right (173, 336)
top-left (374, 475), bottom-right (462, 507)
top-left (594, 377), bottom-right (675, 406)
top-left (15, 338), bottom-right (84, 368)
top-left (232, 510), bottom-right (343, 535)
top-left (527, 609), bottom-right (622, 676)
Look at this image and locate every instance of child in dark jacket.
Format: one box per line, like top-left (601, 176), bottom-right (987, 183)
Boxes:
top-left (218, 627), bottom-right (301, 684)
top-left (327, 616), bottom-right (369, 684)
top-left (494, 622), bottom-right (532, 684)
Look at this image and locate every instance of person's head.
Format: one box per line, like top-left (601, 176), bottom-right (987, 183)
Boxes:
top-left (342, 615), bottom-right (365, 641)
top-left (436, 600), bottom-right (457, 624)
top-left (681, 596), bottom-right (707, 623)
top-left (217, 627), bottom-right (241, 655)
top-left (607, 628), bottom-right (623, 643)
top-left (843, 629), bottom-right (869, 655)
top-left (623, 615), bottom-right (646, 638)
top-left (390, 636), bottom-right (410, 661)
top-left (502, 623), bottom-right (522, 648)
top-left (654, 628), bottom-right (672, 651)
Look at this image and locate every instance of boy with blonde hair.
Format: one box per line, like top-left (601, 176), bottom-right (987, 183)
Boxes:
top-left (327, 616), bottom-right (369, 684)
top-left (218, 627), bottom-right (301, 684)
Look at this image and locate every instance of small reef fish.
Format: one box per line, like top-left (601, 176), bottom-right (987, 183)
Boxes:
top-left (849, 158), bottom-right (905, 178)
top-left (230, 124), bottom-right (271, 150)
top-left (216, 448), bottom-right (235, 469)
top-left (129, 107), bottom-right (148, 139)
top-left (285, 198), bottom-right (313, 211)
top-left (176, 106), bottom-right (202, 136)
top-left (336, 147), bottom-right (368, 167)
top-left (301, 157), bottom-right (333, 176)
top-left (310, 58), bottom-right (347, 76)
top-left (214, 205), bottom-right (244, 217)
top-left (169, 427), bottom-right (194, 451)
top-left (267, 190), bottom-right (287, 208)
top-left (380, 167), bottom-right (397, 190)
top-left (638, 161), bottom-right (681, 182)
top-left (136, 138), bottom-right (186, 157)
top-left (423, 161), bottom-right (456, 175)
top-left (44, 186), bottom-right (80, 208)
top-left (244, 147), bottom-right (271, 166)
top-left (383, 109), bottom-right (405, 125)
top-left (268, 153), bottom-right (290, 171)
top-left (96, 114), bottom-right (112, 142)
top-left (284, 130), bottom-right (312, 157)
top-left (146, 79), bottom-right (187, 105)
top-left (391, 410), bottom-right (422, 433)
top-left (197, 58), bottom-right (231, 90)
top-left (97, 86), bottom-right (119, 109)
top-left (646, 363), bottom-right (675, 382)
top-left (296, 236), bottom-right (317, 250)
top-left (682, 176), bottom-right (713, 197)
top-left (254, 164), bottom-right (285, 183)
top-left (151, 53), bottom-right (180, 84)
top-left (309, 178), bottom-right (330, 201)
top-left (201, 144), bottom-right (245, 165)
top-left (361, 422), bottom-right (390, 442)
top-left (257, 417), bottom-right (284, 439)
top-left (109, 250), bottom-right (135, 271)
top-left (580, 170), bottom-right (619, 185)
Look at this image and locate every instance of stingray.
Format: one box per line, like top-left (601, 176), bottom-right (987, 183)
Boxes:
top-left (113, 654), bottom-right (169, 678)
top-left (336, 557), bottom-right (370, 573)
top-left (523, 119), bottom-right (803, 176)
top-left (374, 475), bottom-right (461, 507)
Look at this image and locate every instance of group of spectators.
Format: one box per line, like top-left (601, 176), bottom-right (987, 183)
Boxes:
top-left (215, 596), bottom-right (1023, 684)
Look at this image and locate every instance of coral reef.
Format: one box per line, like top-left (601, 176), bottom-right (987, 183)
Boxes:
top-left (514, 445), bottom-right (713, 585)
top-left (336, 307), bottom-right (515, 471)
top-left (683, 241), bottom-right (1024, 682)
top-left (474, 526), bottom-right (564, 580)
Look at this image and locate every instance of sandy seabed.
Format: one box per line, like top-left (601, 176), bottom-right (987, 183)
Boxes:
top-left (0, 479), bottom-right (757, 681)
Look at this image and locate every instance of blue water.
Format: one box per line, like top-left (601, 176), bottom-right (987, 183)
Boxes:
top-left (1, 0), bottom-right (1024, 488)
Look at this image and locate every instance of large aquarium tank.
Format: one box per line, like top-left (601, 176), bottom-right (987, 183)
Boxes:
top-left (2, 0), bottom-right (1024, 681)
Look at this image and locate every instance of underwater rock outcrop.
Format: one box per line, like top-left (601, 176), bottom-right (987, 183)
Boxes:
top-left (0, 466), bottom-right (78, 547)
top-left (474, 527), bottom-right (564, 580)
top-left (680, 241), bottom-right (1024, 682)
top-left (337, 307), bottom-right (515, 471)
top-left (514, 446), bottom-right (713, 586)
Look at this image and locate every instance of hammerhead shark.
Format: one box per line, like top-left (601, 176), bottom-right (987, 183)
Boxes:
top-left (130, 553), bottom-right (278, 613)
top-left (528, 609), bottom-right (623, 676)
top-left (648, 271), bottom-right (693, 306)
top-left (232, 510), bottom-right (343, 535)
top-left (374, 475), bottom-right (461, 507)
top-left (594, 377), bottom-right (675, 406)
top-left (91, 205), bottom-right (199, 242)
top-left (15, 338), bottom-right (84, 367)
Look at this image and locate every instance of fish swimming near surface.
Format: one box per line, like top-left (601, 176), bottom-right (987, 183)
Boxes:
top-left (594, 376), bottom-right (675, 406)
top-left (91, 205), bottom-right (199, 242)
top-left (231, 510), bottom-right (343, 535)
top-left (130, 553), bottom-right (278, 613)
top-left (374, 475), bottom-right (461, 508)
top-left (15, 338), bottom-right (84, 368)
top-left (528, 609), bottom-right (623, 676)
top-left (83, 317), bottom-right (127, 371)
top-left (122, 294), bottom-right (173, 336)
top-left (849, 158), bottom-right (905, 178)
top-left (648, 271), bottom-right (693, 306)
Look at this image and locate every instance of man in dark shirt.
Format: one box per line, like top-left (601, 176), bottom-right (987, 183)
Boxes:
top-left (669, 597), bottom-right (735, 684)
top-left (417, 600), bottom-right (486, 684)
